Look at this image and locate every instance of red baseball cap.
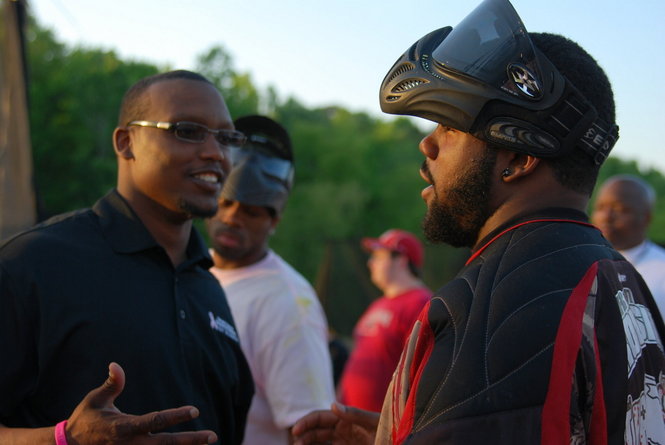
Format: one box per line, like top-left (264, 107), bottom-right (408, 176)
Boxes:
top-left (361, 229), bottom-right (424, 268)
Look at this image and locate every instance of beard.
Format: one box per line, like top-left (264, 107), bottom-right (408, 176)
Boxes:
top-left (179, 198), bottom-right (218, 219)
top-left (422, 150), bottom-right (497, 248)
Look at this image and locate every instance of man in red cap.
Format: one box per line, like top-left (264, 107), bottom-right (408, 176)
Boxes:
top-left (338, 229), bottom-right (431, 412)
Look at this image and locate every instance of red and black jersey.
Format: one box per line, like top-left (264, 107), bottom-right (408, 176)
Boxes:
top-left (377, 208), bottom-right (665, 444)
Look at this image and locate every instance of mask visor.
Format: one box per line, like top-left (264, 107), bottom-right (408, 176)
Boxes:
top-left (229, 146), bottom-right (294, 188)
top-left (431, 0), bottom-right (540, 95)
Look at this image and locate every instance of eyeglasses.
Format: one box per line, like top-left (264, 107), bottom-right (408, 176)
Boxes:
top-left (127, 121), bottom-right (247, 147)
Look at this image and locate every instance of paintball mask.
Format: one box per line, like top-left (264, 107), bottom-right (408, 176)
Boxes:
top-left (379, 0), bottom-right (618, 164)
top-left (221, 115), bottom-right (295, 214)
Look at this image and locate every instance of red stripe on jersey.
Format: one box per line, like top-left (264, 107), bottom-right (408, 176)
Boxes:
top-left (466, 219), bottom-right (596, 266)
top-left (541, 262), bottom-right (598, 444)
top-left (395, 302), bottom-right (436, 444)
top-left (589, 332), bottom-right (607, 445)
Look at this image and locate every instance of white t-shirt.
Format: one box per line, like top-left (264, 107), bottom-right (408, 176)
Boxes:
top-left (621, 240), bottom-right (665, 317)
top-left (210, 249), bottom-right (335, 445)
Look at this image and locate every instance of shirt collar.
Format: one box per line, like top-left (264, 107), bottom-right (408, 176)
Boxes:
top-left (467, 207), bottom-right (593, 265)
top-left (619, 240), bottom-right (649, 263)
top-left (93, 189), bottom-right (212, 269)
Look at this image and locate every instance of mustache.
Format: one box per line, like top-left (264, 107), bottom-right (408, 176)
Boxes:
top-left (421, 160), bottom-right (434, 184)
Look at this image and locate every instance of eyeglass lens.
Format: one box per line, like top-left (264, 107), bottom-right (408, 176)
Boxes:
top-left (173, 123), bottom-right (245, 146)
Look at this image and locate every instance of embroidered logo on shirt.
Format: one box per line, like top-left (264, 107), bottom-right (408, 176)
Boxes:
top-left (208, 311), bottom-right (239, 343)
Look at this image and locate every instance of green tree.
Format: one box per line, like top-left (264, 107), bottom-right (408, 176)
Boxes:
top-left (195, 45), bottom-right (260, 118)
top-left (267, 102), bottom-right (430, 281)
top-left (26, 16), bottom-right (665, 336)
top-left (27, 23), bottom-right (159, 217)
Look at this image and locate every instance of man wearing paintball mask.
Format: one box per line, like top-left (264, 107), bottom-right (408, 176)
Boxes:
top-left (206, 116), bottom-right (335, 445)
top-left (292, 0), bottom-right (665, 443)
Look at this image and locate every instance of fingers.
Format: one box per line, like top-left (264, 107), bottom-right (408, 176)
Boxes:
top-left (112, 406), bottom-right (218, 443)
top-left (292, 405), bottom-right (380, 445)
top-left (68, 363), bottom-right (218, 444)
top-left (332, 403), bottom-right (380, 429)
top-left (292, 409), bottom-right (341, 445)
top-left (83, 362), bottom-right (126, 409)
top-left (106, 362), bottom-right (125, 393)
top-left (129, 406), bottom-right (202, 435)
top-left (292, 429), bottom-right (335, 445)
top-left (148, 430), bottom-right (218, 444)
top-left (331, 402), bottom-right (347, 416)
top-left (291, 409), bottom-right (339, 436)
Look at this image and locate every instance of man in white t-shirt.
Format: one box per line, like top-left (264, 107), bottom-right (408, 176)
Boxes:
top-left (592, 174), bottom-right (665, 316)
top-left (206, 115), bottom-right (334, 444)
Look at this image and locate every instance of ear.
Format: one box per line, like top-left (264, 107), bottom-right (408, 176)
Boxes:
top-left (269, 215), bottom-right (281, 235)
top-left (113, 127), bottom-right (134, 160)
top-left (500, 152), bottom-right (541, 183)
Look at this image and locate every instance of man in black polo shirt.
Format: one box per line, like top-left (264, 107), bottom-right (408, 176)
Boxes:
top-left (0, 70), bottom-right (253, 444)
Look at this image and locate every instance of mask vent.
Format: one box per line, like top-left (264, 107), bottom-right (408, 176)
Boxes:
top-left (391, 78), bottom-right (427, 93)
top-left (386, 62), bottom-right (415, 84)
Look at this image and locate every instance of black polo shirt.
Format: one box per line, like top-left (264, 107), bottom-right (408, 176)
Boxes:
top-left (0, 189), bottom-right (253, 444)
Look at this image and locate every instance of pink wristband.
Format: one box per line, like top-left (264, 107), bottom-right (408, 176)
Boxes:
top-left (54, 420), bottom-right (69, 445)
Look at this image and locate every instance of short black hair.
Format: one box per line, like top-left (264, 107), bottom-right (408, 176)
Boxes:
top-left (117, 70), bottom-right (213, 127)
top-left (530, 33), bottom-right (616, 195)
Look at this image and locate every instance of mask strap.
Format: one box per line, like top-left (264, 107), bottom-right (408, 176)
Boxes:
top-left (578, 121), bottom-right (619, 165)
top-left (546, 81), bottom-right (618, 164)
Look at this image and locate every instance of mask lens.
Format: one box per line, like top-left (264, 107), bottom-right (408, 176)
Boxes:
top-left (431, 0), bottom-right (537, 88)
top-left (228, 147), bottom-right (293, 187)
top-left (174, 122), bottom-right (208, 142)
top-left (260, 156), bottom-right (293, 184)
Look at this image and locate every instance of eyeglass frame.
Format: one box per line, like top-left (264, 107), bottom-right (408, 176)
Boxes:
top-left (127, 120), bottom-right (247, 147)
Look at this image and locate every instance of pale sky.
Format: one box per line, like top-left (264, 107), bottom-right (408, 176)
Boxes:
top-left (28, 0), bottom-right (665, 171)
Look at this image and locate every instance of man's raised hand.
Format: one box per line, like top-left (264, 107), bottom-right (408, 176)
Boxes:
top-left (65, 362), bottom-right (218, 444)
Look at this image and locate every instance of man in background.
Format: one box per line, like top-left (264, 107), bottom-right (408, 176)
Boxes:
top-left (338, 229), bottom-right (431, 412)
top-left (207, 115), bottom-right (334, 444)
top-left (592, 174), bottom-right (665, 315)
top-left (0, 70), bottom-right (253, 444)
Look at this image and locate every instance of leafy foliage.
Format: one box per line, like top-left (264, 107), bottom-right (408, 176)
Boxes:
top-left (195, 46), bottom-right (260, 118)
top-left (24, 18), bottom-right (665, 334)
top-left (26, 22), bottom-right (159, 217)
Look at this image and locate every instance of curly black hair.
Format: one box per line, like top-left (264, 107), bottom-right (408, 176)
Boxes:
top-left (530, 33), bottom-right (616, 195)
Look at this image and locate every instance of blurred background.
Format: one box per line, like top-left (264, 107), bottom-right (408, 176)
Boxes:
top-left (2, 0), bottom-right (664, 337)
